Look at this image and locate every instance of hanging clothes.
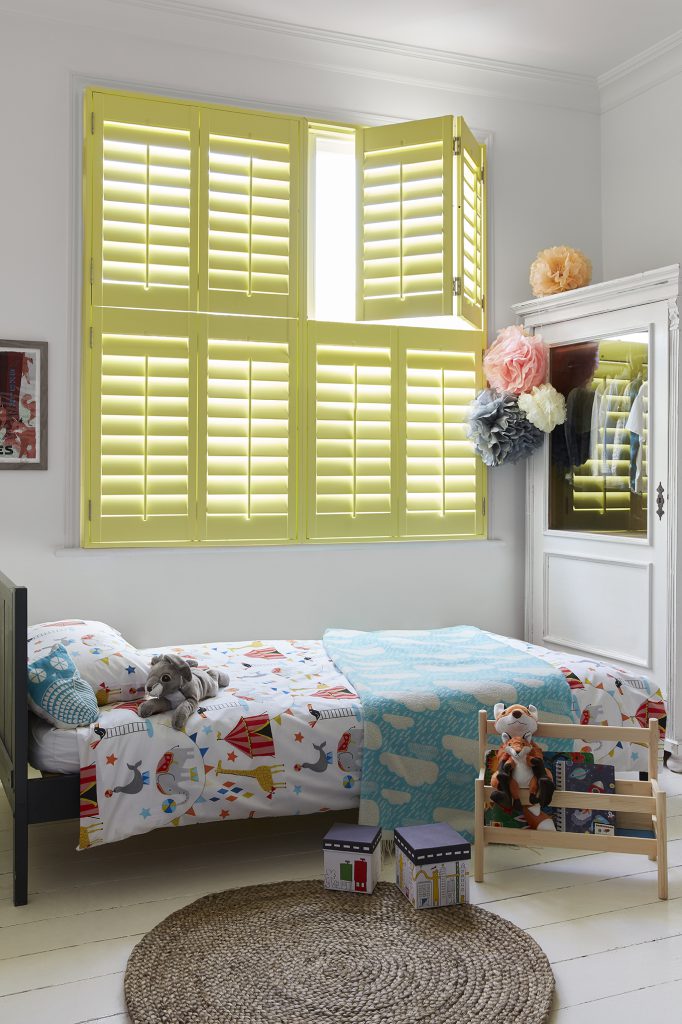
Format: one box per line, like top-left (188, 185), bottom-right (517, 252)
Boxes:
top-left (626, 380), bottom-right (648, 494)
top-left (557, 385), bottom-right (593, 468)
top-left (588, 380), bottom-right (604, 473)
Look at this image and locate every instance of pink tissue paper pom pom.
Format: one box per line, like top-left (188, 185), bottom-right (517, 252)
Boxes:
top-left (483, 325), bottom-right (548, 396)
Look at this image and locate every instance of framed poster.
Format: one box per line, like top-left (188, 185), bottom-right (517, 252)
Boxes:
top-left (0, 340), bottom-right (48, 470)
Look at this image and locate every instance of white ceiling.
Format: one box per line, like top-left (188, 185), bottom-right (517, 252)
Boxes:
top-left (178, 0), bottom-right (682, 78)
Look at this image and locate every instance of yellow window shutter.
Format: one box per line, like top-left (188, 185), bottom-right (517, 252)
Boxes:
top-left (455, 116), bottom-right (486, 329)
top-left (86, 307), bottom-right (197, 546)
top-left (198, 316), bottom-right (297, 543)
top-left (356, 116), bottom-right (454, 321)
top-left (91, 92), bottom-right (199, 313)
top-left (306, 322), bottom-right (397, 540)
top-left (398, 327), bottom-right (485, 539)
top-left (199, 107), bottom-right (300, 318)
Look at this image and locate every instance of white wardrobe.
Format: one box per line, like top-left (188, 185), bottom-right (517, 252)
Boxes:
top-left (512, 265), bottom-right (682, 772)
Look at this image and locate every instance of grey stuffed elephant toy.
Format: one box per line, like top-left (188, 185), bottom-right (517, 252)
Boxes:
top-left (140, 654), bottom-right (230, 730)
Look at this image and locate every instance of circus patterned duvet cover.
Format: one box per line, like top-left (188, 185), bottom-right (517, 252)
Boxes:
top-left (77, 640), bottom-right (362, 849)
top-left (75, 633), bottom-right (665, 850)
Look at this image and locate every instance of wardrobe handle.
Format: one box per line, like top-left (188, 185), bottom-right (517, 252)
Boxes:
top-left (656, 483), bottom-right (665, 521)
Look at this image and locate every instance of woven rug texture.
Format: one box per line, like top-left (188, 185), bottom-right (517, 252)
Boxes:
top-left (125, 880), bottom-right (555, 1024)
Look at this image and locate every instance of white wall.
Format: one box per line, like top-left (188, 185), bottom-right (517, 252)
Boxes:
top-left (602, 73), bottom-right (682, 279)
top-left (0, 7), bottom-right (602, 646)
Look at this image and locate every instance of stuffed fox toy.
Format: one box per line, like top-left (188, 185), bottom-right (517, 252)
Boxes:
top-left (490, 703), bottom-right (556, 830)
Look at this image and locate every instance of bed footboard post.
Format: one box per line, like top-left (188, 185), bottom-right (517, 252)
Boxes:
top-left (4, 575), bottom-right (29, 906)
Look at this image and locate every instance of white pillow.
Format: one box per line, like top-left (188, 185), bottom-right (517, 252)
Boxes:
top-left (27, 620), bottom-right (150, 706)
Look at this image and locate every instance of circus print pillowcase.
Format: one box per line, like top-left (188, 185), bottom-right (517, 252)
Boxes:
top-left (28, 620), bottom-right (150, 706)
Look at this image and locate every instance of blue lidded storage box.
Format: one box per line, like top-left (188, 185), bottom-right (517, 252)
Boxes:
top-left (395, 823), bottom-right (471, 908)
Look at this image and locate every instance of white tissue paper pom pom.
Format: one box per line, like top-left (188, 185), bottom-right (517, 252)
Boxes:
top-left (517, 383), bottom-right (566, 433)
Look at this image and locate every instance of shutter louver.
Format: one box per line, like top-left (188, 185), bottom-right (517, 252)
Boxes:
top-left (306, 322), bottom-right (396, 540)
top-left (89, 308), bottom-right (196, 544)
top-left (200, 108), bottom-right (299, 318)
top-left (399, 329), bottom-right (484, 538)
top-left (199, 317), bottom-right (296, 542)
top-left (356, 117), bottom-right (454, 321)
top-left (455, 116), bottom-right (486, 330)
top-left (92, 94), bottom-right (198, 312)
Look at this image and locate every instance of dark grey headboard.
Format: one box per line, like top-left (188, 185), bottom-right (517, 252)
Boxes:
top-left (0, 570), bottom-right (27, 812)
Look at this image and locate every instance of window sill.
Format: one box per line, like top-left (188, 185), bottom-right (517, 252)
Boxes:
top-left (55, 536), bottom-right (504, 557)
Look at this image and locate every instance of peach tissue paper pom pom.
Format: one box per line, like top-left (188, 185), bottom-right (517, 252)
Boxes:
top-left (529, 245), bottom-right (592, 298)
top-left (483, 325), bottom-right (548, 395)
top-left (518, 383), bottom-right (566, 433)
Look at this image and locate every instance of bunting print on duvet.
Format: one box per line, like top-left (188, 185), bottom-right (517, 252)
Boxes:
top-left (76, 641), bottom-right (362, 849)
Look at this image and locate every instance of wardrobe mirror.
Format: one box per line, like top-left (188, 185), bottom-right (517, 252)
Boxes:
top-left (548, 330), bottom-right (649, 537)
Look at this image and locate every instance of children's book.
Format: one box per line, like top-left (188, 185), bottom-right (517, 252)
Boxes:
top-left (553, 761), bottom-right (616, 833)
top-left (483, 749), bottom-right (593, 831)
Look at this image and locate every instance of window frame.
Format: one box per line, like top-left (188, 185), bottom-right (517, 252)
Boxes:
top-left (82, 87), bottom-right (488, 548)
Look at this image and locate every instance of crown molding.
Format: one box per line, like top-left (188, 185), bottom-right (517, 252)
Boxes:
top-left (7, 0), bottom-right (681, 114)
top-left (105, 0), bottom-right (592, 87)
top-left (599, 28), bottom-right (682, 111)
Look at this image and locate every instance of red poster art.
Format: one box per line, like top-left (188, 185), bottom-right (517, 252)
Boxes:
top-left (0, 341), bottom-right (47, 469)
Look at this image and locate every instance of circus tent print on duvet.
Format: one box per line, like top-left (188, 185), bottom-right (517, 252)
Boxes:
top-left (75, 634), bottom-right (664, 850)
top-left (77, 641), bottom-right (363, 849)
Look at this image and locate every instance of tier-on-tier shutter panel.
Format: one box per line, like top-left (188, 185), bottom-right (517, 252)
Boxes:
top-left (306, 322), bottom-right (397, 540)
top-left (198, 317), bottom-right (296, 543)
top-left (455, 116), bottom-right (486, 330)
top-left (200, 108), bottom-right (300, 318)
top-left (398, 329), bottom-right (485, 539)
top-left (87, 308), bottom-right (197, 545)
top-left (356, 117), bottom-right (454, 321)
top-left (91, 93), bottom-right (198, 312)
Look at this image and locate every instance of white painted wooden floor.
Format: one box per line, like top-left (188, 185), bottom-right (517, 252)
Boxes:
top-left (1, 767), bottom-right (681, 1024)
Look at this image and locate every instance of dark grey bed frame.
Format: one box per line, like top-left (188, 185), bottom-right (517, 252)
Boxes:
top-left (0, 570), bottom-right (79, 905)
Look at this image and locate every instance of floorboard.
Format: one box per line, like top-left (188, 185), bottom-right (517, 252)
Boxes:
top-left (1, 767), bottom-right (680, 1023)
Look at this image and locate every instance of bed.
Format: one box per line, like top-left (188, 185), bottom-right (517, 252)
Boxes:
top-left (1, 569), bottom-right (666, 905)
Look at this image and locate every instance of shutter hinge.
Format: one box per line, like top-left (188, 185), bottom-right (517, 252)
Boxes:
top-left (480, 165), bottom-right (485, 185)
top-left (482, 496), bottom-right (486, 517)
top-left (90, 258), bottom-right (94, 285)
top-left (89, 325), bottom-right (93, 348)
top-left (453, 277), bottom-right (462, 296)
top-left (91, 111), bottom-right (95, 135)
top-left (481, 295), bottom-right (485, 312)
top-left (88, 500), bottom-right (92, 521)
top-left (453, 136), bottom-right (461, 156)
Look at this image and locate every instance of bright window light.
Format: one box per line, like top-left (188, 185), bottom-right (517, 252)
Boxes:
top-left (312, 133), bottom-right (356, 322)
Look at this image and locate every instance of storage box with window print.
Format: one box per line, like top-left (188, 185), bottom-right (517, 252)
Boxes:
top-left (323, 823), bottom-right (382, 894)
top-left (395, 823), bottom-right (471, 909)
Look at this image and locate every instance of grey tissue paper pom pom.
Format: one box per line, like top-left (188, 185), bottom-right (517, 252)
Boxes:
top-left (467, 388), bottom-right (544, 467)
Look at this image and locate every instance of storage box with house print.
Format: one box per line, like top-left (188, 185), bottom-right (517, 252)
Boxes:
top-left (323, 823), bottom-right (382, 894)
top-left (395, 823), bottom-right (471, 909)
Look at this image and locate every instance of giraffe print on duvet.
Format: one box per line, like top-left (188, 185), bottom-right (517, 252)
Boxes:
top-left (77, 639), bottom-right (363, 848)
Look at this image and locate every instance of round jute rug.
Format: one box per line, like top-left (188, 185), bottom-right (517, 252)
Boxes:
top-left (125, 880), bottom-right (554, 1024)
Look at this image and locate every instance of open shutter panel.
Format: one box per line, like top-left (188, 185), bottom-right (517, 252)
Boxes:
top-left (306, 322), bottom-right (397, 540)
top-left (88, 307), bottom-right (197, 545)
top-left (399, 328), bottom-right (484, 539)
top-left (455, 116), bottom-right (486, 329)
top-left (198, 316), bottom-right (296, 543)
top-left (356, 117), bottom-right (454, 321)
top-left (200, 108), bottom-right (300, 318)
top-left (91, 93), bottom-right (198, 312)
